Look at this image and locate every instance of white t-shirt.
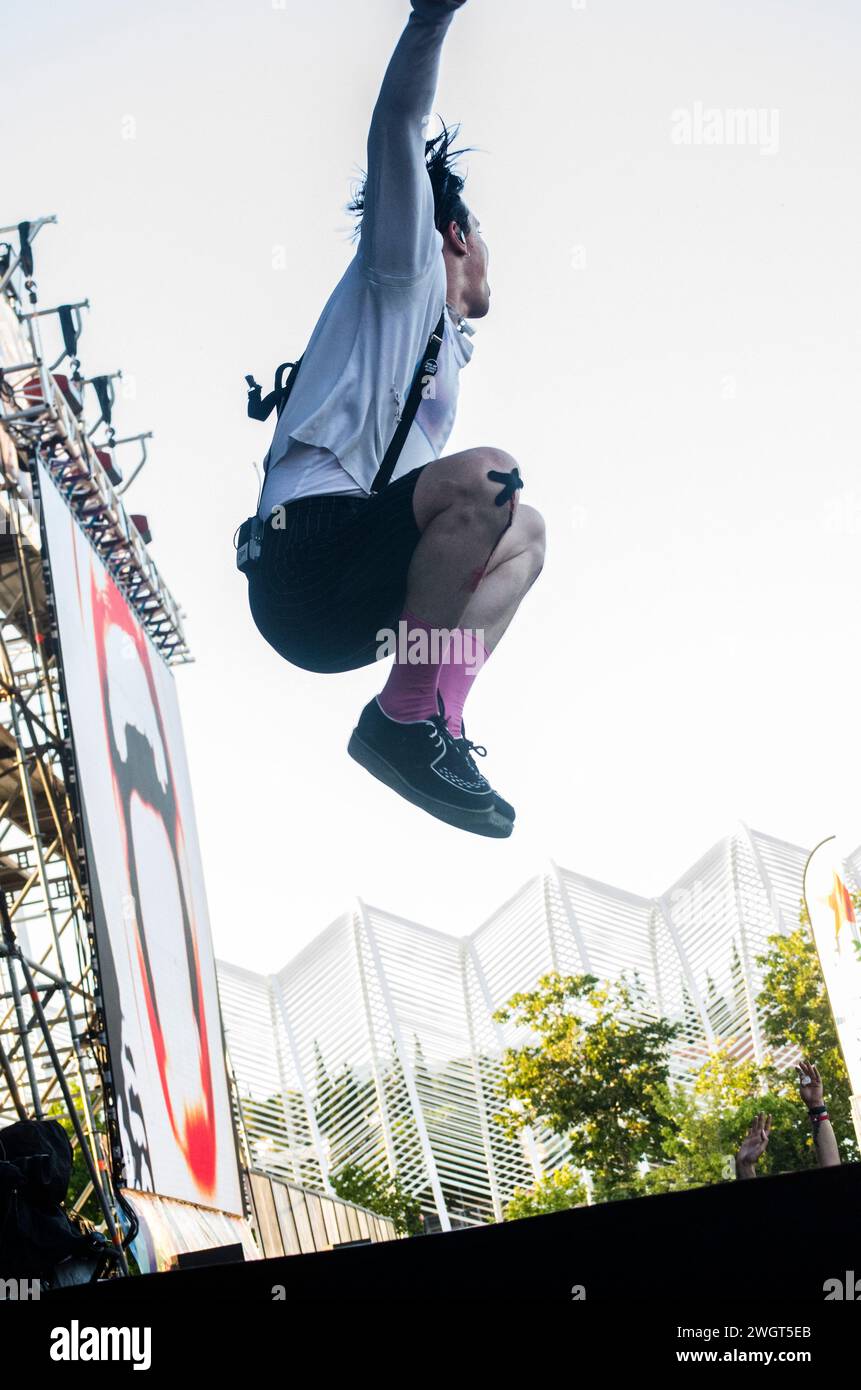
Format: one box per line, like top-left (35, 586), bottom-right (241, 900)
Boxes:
top-left (252, 6), bottom-right (475, 517)
top-left (258, 302), bottom-right (474, 513)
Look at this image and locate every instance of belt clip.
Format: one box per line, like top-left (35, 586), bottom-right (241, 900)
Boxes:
top-left (235, 514), bottom-right (265, 574)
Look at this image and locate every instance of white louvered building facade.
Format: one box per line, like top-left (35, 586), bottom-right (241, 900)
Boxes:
top-left (217, 826), bottom-right (861, 1231)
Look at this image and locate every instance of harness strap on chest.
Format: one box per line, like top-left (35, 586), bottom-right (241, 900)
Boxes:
top-left (370, 309), bottom-right (446, 495)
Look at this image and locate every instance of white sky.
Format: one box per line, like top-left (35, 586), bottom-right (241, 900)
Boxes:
top-left (6, 0), bottom-right (860, 972)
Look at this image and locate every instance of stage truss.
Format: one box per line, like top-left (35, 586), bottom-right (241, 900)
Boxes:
top-left (0, 215), bottom-right (192, 1266)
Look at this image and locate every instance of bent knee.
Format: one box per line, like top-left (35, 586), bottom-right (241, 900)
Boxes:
top-left (464, 445), bottom-right (520, 476)
top-left (449, 447), bottom-right (519, 503)
top-left (436, 449), bottom-right (519, 519)
top-left (414, 447), bottom-right (524, 533)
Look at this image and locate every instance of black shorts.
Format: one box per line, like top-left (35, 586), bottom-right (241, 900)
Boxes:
top-left (247, 465), bottom-right (426, 674)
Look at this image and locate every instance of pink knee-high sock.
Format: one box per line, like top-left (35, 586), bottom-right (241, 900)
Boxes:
top-left (437, 629), bottom-right (489, 737)
top-left (377, 611), bottom-right (446, 724)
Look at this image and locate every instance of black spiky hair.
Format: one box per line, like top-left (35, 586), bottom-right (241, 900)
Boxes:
top-left (347, 119), bottom-right (473, 240)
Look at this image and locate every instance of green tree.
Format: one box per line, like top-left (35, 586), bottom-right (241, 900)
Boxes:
top-left (493, 972), bottom-right (679, 1202)
top-left (503, 1164), bottom-right (588, 1221)
top-left (755, 904), bottom-right (859, 1163)
top-left (330, 1162), bottom-right (423, 1237)
top-left (644, 1049), bottom-right (815, 1193)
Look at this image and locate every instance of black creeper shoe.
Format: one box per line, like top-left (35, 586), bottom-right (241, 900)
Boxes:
top-left (453, 726), bottom-right (516, 824)
top-left (437, 694), bottom-right (516, 824)
top-left (348, 698), bottom-right (512, 839)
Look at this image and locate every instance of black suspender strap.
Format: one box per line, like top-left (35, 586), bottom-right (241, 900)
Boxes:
top-left (370, 309), bottom-right (445, 495)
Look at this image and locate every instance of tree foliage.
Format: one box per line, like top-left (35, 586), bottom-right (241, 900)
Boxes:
top-left (643, 1051), bottom-right (815, 1193)
top-left (755, 907), bottom-right (859, 1163)
top-left (493, 972), bottom-right (679, 1202)
top-left (330, 1162), bottom-right (423, 1237)
top-left (494, 900), bottom-right (860, 1212)
top-left (503, 1164), bottom-right (588, 1220)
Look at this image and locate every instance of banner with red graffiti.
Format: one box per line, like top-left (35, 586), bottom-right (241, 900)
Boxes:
top-left (39, 462), bottom-right (242, 1214)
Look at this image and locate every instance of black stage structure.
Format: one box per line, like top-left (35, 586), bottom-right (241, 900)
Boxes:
top-left (46, 1162), bottom-right (861, 1304)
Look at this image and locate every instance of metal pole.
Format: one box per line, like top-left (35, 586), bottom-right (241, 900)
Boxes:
top-left (356, 900), bottom-right (451, 1232)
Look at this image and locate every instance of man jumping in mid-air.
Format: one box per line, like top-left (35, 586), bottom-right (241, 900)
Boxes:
top-left (241, 0), bottom-right (545, 838)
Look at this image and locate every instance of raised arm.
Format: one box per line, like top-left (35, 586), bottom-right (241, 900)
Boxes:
top-left (797, 1060), bottom-right (842, 1169)
top-left (734, 1112), bottom-right (772, 1180)
top-left (359, 0), bottom-right (466, 286)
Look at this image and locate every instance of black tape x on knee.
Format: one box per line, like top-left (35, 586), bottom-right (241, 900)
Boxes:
top-left (487, 466), bottom-right (524, 507)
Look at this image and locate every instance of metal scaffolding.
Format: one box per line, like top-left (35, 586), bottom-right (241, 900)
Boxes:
top-left (0, 215), bottom-right (191, 1263)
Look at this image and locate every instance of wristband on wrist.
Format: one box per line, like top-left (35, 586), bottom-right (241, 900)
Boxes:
top-left (808, 1106), bottom-right (829, 1123)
